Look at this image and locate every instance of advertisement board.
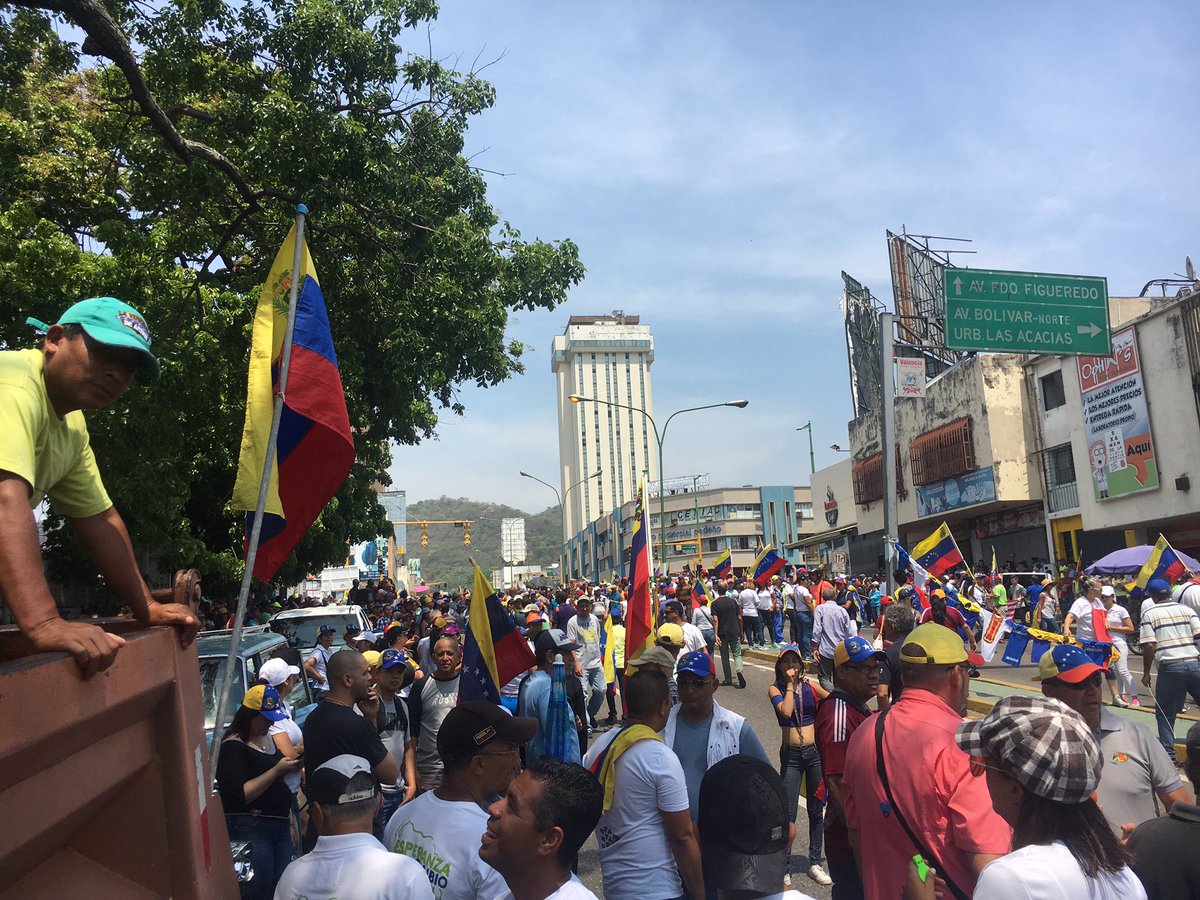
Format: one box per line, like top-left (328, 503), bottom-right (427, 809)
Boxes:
top-left (1076, 325), bottom-right (1159, 501)
top-left (915, 467), bottom-right (997, 518)
top-left (896, 357), bottom-right (926, 397)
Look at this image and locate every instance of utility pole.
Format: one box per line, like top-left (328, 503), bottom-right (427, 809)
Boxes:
top-left (881, 312), bottom-right (897, 596)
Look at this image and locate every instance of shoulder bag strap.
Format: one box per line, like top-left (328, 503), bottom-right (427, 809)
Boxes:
top-left (873, 709), bottom-right (969, 900)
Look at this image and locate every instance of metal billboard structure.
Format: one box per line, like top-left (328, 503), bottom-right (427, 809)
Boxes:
top-left (841, 271), bottom-right (887, 417)
top-left (886, 229), bottom-right (973, 372)
top-left (500, 517), bottom-right (527, 564)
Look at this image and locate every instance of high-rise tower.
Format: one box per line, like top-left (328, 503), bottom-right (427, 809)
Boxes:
top-left (552, 312), bottom-right (655, 541)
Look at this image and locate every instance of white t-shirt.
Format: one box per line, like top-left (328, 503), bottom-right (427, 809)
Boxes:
top-left (756, 588), bottom-right (773, 612)
top-left (382, 790), bottom-right (506, 900)
top-left (739, 589), bottom-right (759, 617)
top-left (268, 704), bottom-right (304, 794)
top-left (680, 621), bottom-right (707, 653)
top-left (307, 643), bottom-right (335, 683)
top-left (490, 874), bottom-right (598, 900)
top-left (1105, 604), bottom-right (1132, 646)
top-left (582, 728), bottom-right (690, 900)
top-left (274, 832), bottom-right (433, 900)
top-left (1069, 598), bottom-right (1104, 642)
top-left (974, 841), bottom-right (1146, 899)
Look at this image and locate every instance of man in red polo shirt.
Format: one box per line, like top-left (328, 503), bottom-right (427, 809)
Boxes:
top-left (842, 623), bottom-right (1010, 899)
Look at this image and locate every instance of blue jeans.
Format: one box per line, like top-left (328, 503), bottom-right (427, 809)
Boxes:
top-left (374, 791), bottom-right (404, 843)
top-left (772, 611), bottom-right (784, 644)
top-left (793, 609), bottom-right (814, 658)
top-left (582, 666), bottom-right (607, 726)
top-left (780, 744), bottom-right (824, 870)
top-left (829, 854), bottom-right (865, 900)
top-left (744, 615), bottom-right (763, 646)
top-left (226, 814), bottom-right (292, 900)
top-left (1153, 658), bottom-right (1200, 755)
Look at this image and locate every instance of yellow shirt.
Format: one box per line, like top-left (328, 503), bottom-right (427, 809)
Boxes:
top-left (0, 349), bottom-right (111, 517)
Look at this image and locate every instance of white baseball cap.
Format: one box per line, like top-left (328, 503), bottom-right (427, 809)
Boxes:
top-left (258, 657), bottom-right (300, 687)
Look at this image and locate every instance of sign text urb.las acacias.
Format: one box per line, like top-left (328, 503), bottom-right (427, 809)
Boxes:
top-left (943, 268), bottom-right (1110, 356)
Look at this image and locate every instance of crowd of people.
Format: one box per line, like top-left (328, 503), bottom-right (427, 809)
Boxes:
top-left (207, 562), bottom-right (1200, 900)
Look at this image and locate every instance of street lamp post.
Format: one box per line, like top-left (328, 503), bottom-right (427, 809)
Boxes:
top-left (520, 468), bottom-right (600, 582)
top-left (795, 421), bottom-right (816, 476)
top-left (568, 394), bottom-right (748, 567)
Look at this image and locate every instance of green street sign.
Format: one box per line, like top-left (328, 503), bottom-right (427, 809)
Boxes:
top-left (943, 267), bottom-right (1110, 356)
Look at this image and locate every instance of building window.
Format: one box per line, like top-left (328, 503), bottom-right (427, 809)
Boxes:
top-left (1043, 443), bottom-right (1079, 512)
top-left (1040, 371), bottom-right (1066, 411)
top-left (909, 418), bottom-right (974, 486)
top-left (853, 454), bottom-right (884, 504)
top-left (798, 502), bottom-right (813, 519)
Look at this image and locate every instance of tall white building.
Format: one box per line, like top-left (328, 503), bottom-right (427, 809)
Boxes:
top-left (552, 312), bottom-right (656, 541)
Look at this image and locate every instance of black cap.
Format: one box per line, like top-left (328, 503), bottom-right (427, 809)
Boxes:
top-left (698, 755), bottom-right (789, 893)
top-left (436, 701), bottom-right (538, 765)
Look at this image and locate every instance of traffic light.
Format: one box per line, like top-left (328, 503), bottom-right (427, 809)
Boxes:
top-left (420, 524), bottom-right (429, 547)
top-left (463, 521), bottom-right (471, 547)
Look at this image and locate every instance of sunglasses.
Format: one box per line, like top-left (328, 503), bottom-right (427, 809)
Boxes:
top-left (1053, 671), bottom-right (1103, 690)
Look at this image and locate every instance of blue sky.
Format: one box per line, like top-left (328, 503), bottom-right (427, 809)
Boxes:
top-left (388, 1), bottom-right (1199, 513)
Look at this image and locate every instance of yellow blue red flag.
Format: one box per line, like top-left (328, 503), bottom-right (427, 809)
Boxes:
top-left (461, 562), bottom-right (536, 704)
top-left (912, 522), bottom-right (964, 580)
top-left (232, 223), bottom-right (354, 580)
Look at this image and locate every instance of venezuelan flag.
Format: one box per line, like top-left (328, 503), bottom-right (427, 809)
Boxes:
top-left (232, 222), bottom-right (354, 581)
top-left (625, 478), bottom-right (656, 673)
top-left (692, 577), bottom-right (711, 610)
top-left (711, 548), bottom-right (733, 578)
top-left (1135, 535), bottom-right (1189, 590)
top-left (752, 545), bottom-right (786, 586)
top-left (460, 562), bottom-right (537, 704)
top-left (912, 522), bottom-right (964, 580)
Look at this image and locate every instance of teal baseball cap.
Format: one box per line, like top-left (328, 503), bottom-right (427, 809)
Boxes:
top-left (28, 297), bottom-right (159, 381)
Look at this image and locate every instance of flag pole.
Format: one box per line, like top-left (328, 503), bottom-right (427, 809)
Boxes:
top-left (210, 204), bottom-right (310, 768)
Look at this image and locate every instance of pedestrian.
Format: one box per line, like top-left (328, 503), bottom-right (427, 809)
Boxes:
top-left (566, 602), bottom-right (607, 731)
top-left (842, 623), bottom-right (1010, 899)
top-left (1100, 584), bottom-right (1137, 706)
top-left (711, 585), bottom-right (746, 689)
top-left (814, 636), bottom-right (884, 899)
top-left (690, 593), bottom-right (717, 658)
top-left (1035, 643), bottom-right (1189, 833)
top-left (769, 645), bottom-right (831, 888)
top-left (519, 628), bottom-right (583, 765)
top-left (757, 579), bottom-right (778, 648)
top-left (256, 657), bottom-right (305, 802)
top-left (370, 648), bottom-right (418, 839)
top-left (480, 757), bottom-right (604, 900)
top-left (215, 684), bottom-right (302, 900)
top-left (740, 579), bottom-right (764, 648)
top-left (627, 644), bottom-right (680, 707)
top-left (812, 586), bottom-right (856, 692)
top-left (583, 669), bottom-right (704, 900)
top-left (0, 297), bottom-right (197, 679)
top-left (382, 702), bottom-right (535, 900)
top-left (274, 755), bottom-right (432, 900)
top-left (877, 601), bottom-right (915, 711)
top-left (607, 609), bottom-right (627, 723)
top-left (407, 634), bottom-right (462, 791)
top-left (665, 600), bottom-right (707, 654)
top-left (1139, 577), bottom-right (1200, 757)
top-left (903, 696), bottom-right (1145, 899)
top-left (305, 624), bottom-right (338, 700)
top-left (791, 574), bottom-right (816, 656)
top-left (1034, 577), bottom-right (1059, 633)
top-left (1127, 721), bottom-right (1200, 899)
top-left (664, 650), bottom-right (771, 827)
top-left (919, 588), bottom-right (975, 651)
top-left (1062, 576), bottom-right (1107, 644)
top-left (698, 754), bottom-right (822, 900)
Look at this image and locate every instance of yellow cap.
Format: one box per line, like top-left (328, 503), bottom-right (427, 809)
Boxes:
top-left (899, 622), bottom-right (977, 666)
top-left (655, 622), bottom-right (685, 649)
top-left (363, 650), bottom-right (383, 669)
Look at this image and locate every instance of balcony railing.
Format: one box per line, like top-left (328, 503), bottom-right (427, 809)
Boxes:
top-left (1047, 480), bottom-right (1079, 513)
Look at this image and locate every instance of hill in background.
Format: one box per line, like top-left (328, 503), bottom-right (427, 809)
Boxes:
top-left (403, 497), bottom-right (563, 590)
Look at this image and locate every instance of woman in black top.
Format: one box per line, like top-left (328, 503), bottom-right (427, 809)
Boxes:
top-left (216, 684), bottom-right (301, 900)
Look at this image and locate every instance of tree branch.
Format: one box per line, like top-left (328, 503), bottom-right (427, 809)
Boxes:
top-left (10, 0), bottom-right (295, 209)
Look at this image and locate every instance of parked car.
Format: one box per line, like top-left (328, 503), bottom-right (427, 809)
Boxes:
top-left (269, 604), bottom-right (372, 657)
top-left (196, 626), bottom-right (316, 743)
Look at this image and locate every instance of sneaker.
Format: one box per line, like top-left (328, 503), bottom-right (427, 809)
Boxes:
top-left (783, 873), bottom-right (792, 887)
top-left (1113, 696), bottom-right (1130, 708)
top-left (1130, 695), bottom-right (1141, 707)
top-left (808, 865), bottom-right (832, 886)
top-left (737, 672), bottom-right (747, 689)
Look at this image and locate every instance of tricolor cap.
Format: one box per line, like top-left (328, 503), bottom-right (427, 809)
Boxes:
top-left (380, 648), bottom-right (410, 670)
top-left (833, 635), bottom-right (886, 667)
top-left (1032, 643), bottom-right (1102, 684)
top-left (242, 684), bottom-right (287, 721)
top-left (676, 651), bottom-right (716, 679)
top-left (33, 297), bottom-right (159, 380)
top-left (308, 755), bottom-right (378, 806)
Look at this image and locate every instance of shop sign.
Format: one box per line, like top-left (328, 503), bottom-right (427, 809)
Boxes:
top-left (915, 467), bottom-right (997, 518)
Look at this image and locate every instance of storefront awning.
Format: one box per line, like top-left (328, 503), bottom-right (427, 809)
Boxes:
top-left (787, 523), bottom-right (857, 550)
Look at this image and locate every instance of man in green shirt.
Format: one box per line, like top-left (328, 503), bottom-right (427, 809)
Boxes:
top-left (0, 297), bottom-right (196, 678)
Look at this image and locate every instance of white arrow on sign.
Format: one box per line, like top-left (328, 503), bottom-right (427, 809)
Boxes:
top-left (952, 276), bottom-right (963, 296)
top-left (1076, 322), bottom-right (1101, 338)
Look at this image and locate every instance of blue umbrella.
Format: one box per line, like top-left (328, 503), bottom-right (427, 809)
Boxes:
top-left (1085, 545), bottom-right (1200, 575)
top-left (545, 653), bottom-right (572, 761)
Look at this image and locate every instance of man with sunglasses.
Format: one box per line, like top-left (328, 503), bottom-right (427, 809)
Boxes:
top-left (0, 298), bottom-right (197, 679)
top-left (814, 635), bottom-right (884, 899)
top-left (1036, 643), bottom-right (1188, 834)
top-left (661, 651), bottom-right (770, 824)
top-left (842, 623), bottom-right (1009, 900)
